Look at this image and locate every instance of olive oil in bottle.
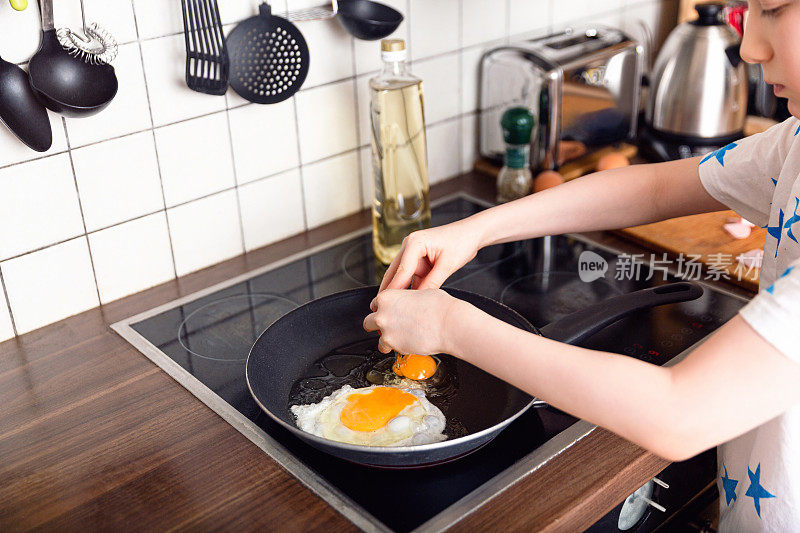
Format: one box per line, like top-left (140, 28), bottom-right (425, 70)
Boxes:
top-left (370, 39), bottom-right (431, 265)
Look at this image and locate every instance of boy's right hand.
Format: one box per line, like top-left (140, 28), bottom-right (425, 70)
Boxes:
top-left (379, 221), bottom-right (481, 292)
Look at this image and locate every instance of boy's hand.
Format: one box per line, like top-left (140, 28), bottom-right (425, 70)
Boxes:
top-left (379, 221), bottom-right (482, 292)
top-left (363, 289), bottom-right (462, 355)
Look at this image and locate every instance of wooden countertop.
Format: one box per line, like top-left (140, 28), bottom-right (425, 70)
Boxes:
top-left (0, 173), bottom-right (747, 531)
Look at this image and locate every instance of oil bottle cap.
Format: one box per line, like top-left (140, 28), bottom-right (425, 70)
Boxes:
top-left (381, 39), bottom-right (407, 61)
top-left (501, 107), bottom-right (535, 145)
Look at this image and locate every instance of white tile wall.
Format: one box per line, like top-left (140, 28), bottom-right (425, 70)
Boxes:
top-left (427, 119), bottom-right (461, 184)
top-left (509, 0), bottom-right (551, 38)
top-left (359, 147), bottom-right (373, 209)
top-left (0, 0), bottom-right (671, 338)
top-left (461, 113), bottom-right (479, 174)
top-left (239, 169), bottom-right (307, 251)
top-left (3, 238), bottom-right (100, 334)
top-left (0, 154), bottom-right (84, 260)
top-left (154, 112), bottom-right (236, 206)
top-left (295, 79), bottom-right (358, 164)
top-left (72, 132), bottom-right (163, 231)
top-left (228, 99), bottom-right (300, 184)
top-left (461, 0), bottom-right (507, 48)
top-left (89, 212), bottom-right (175, 303)
top-left (167, 189), bottom-right (243, 276)
top-left (301, 151), bottom-right (362, 228)
top-left (356, 74), bottom-right (373, 148)
top-left (461, 46), bottom-right (487, 115)
top-left (409, 0), bottom-right (461, 60)
top-left (413, 53), bottom-right (461, 125)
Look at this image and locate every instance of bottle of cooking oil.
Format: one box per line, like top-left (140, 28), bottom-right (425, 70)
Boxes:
top-left (370, 39), bottom-right (431, 265)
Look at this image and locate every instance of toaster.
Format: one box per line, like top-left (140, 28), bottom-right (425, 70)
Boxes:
top-left (479, 27), bottom-right (644, 170)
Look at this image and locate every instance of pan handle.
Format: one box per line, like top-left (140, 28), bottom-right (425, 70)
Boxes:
top-left (538, 281), bottom-right (704, 345)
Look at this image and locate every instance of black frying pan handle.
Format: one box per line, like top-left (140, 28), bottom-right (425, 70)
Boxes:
top-left (538, 282), bottom-right (704, 345)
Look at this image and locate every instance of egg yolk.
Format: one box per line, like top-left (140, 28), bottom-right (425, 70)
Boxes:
top-left (339, 387), bottom-right (417, 432)
top-left (393, 353), bottom-right (438, 381)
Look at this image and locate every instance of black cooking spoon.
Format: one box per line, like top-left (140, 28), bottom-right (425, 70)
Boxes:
top-left (28, 0), bottom-right (118, 117)
top-left (0, 54), bottom-right (52, 152)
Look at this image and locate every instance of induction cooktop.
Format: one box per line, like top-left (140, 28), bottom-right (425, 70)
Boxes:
top-left (112, 193), bottom-right (747, 532)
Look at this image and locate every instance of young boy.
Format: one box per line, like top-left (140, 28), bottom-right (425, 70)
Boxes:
top-left (363, 1), bottom-right (800, 529)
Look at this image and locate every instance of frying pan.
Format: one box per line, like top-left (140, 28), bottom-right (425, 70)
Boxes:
top-left (246, 281), bottom-right (703, 468)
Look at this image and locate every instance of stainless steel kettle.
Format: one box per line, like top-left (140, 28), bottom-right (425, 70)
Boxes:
top-left (645, 2), bottom-right (747, 153)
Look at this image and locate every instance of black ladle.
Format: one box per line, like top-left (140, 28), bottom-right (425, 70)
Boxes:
top-left (28, 0), bottom-right (118, 117)
top-left (336, 0), bottom-right (403, 41)
top-left (0, 54), bottom-right (52, 152)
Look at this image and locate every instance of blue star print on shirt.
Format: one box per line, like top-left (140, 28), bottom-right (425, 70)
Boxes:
top-left (795, 124), bottom-right (800, 136)
top-left (784, 197), bottom-right (800, 243)
top-left (745, 463), bottom-right (775, 518)
top-left (767, 209), bottom-right (785, 258)
top-left (721, 463), bottom-right (739, 505)
top-left (700, 142), bottom-right (737, 167)
top-left (771, 177), bottom-right (778, 186)
top-left (766, 265), bottom-right (795, 294)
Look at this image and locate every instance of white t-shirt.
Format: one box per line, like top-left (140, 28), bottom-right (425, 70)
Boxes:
top-left (698, 116), bottom-right (800, 531)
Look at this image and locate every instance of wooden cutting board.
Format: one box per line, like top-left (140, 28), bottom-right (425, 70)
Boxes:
top-left (614, 213), bottom-right (764, 292)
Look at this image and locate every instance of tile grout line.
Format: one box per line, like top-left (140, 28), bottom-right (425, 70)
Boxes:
top-left (291, 95), bottom-right (310, 232)
top-left (0, 265), bottom-right (19, 337)
top-left (457, 0), bottom-right (464, 181)
top-left (62, 118), bottom-right (103, 306)
top-left (349, 34), bottom-right (365, 210)
top-left (132, 0), bottom-right (180, 281)
top-left (222, 108), bottom-right (248, 254)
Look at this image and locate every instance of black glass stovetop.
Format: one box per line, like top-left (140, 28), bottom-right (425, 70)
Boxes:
top-left (127, 196), bottom-right (745, 532)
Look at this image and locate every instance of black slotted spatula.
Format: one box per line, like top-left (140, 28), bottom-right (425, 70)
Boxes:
top-left (181, 0), bottom-right (229, 95)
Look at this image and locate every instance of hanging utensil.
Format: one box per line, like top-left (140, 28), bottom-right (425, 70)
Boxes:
top-left (28, 0), bottom-right (118, 117)
top-left (335, 0), bottom-right (403, 41)
top-left (56, 0), bottom-right (118, 65)
top-left (180, 0), bottom-right (229, 95)
top-left (0, 54), bottom-right (52, 152)
top-left (226, 2), bottom-right (310, 104)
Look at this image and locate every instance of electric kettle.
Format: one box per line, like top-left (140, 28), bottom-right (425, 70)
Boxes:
top-left (642, 2), bottom-right (748, 161)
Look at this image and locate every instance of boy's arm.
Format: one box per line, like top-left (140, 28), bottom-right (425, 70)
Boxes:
top-left (445, 303), bottom-right (800, 462)
top-left (470, 156), bottom-right (729, 247)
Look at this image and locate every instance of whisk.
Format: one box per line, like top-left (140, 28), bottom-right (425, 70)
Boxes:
top-left (56, 0), bottom-right (118, 65)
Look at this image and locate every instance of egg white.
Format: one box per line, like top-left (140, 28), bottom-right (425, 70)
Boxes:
top-left (290, 385), bottom-right (447, 447)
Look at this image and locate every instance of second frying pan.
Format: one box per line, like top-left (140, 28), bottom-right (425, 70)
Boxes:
top-left (247, 282), bottom-right (703, 468)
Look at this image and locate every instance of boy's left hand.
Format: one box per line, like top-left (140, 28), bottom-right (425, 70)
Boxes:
top-left (363, 289), bottom-right (461, 355)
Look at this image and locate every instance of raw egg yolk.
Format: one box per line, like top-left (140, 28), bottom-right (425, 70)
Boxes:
top-left (393, 353), bottom-right (438, 381)
top-left (339, 387), bottom-right (416, 432)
